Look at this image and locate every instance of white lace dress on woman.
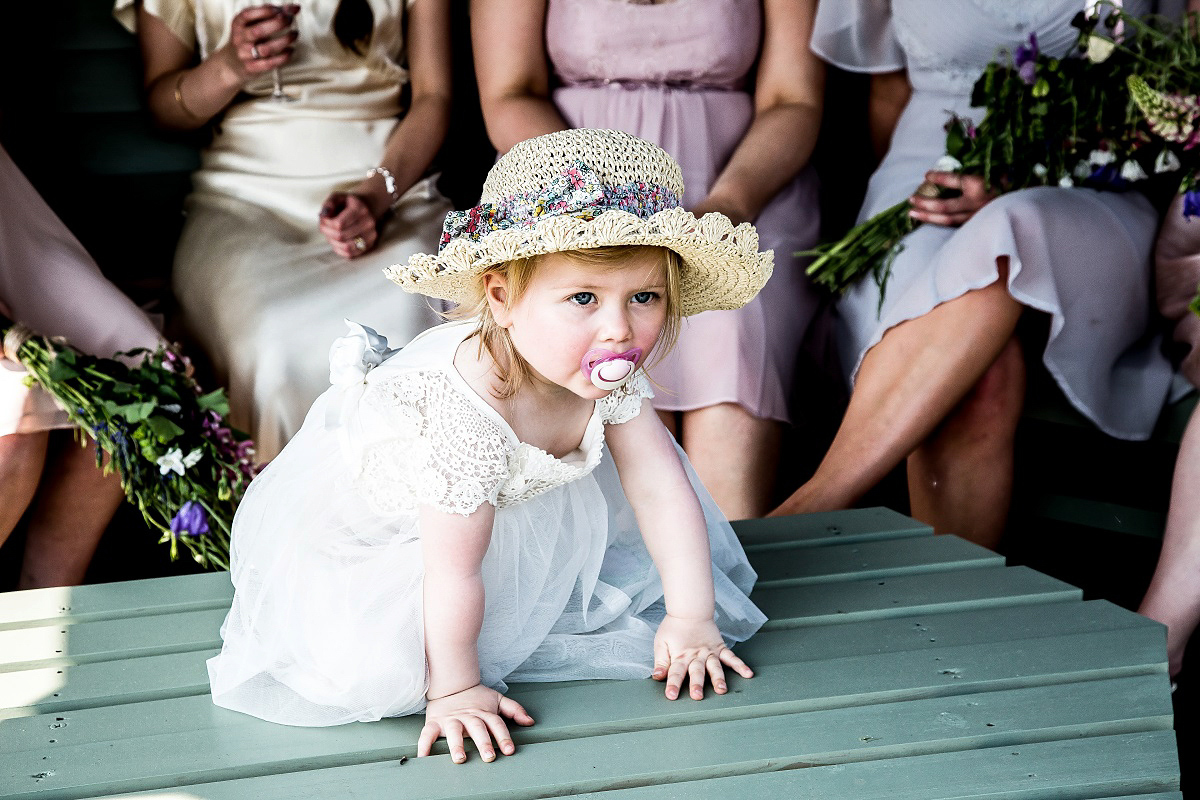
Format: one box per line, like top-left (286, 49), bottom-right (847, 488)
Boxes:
top-left (206, 321), bottom-right (766, 726)
top-left (812, 0), bottom-right (1183, 439)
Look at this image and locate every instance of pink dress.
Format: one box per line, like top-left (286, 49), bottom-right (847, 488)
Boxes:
top-left (546, 0), bottom-right (822, 423)
top-left (0, 144), bottom-right (163, 437)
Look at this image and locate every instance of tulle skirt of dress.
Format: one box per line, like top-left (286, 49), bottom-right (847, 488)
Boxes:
top-left (207, 394), bottom-right (765, 727)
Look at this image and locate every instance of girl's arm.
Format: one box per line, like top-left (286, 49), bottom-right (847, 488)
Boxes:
top-left (691, 0), bottom-right (824, 224)
top-left (137, 4), bottom-right (297, 131)
top-left (605, 403), bottom-right (754, 700)
top-left (418, 501), bottom-right (534, 764)
top-left (470, 0), bottom-right (570, 153)
top-left (319, 0), bottom-right (453, 258)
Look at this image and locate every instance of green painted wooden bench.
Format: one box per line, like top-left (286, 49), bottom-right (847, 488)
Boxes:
top-left (0, 509), bottom-right (1181, 800)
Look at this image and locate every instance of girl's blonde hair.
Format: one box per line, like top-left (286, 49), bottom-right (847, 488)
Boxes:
top-left (448, 245), bottom-right (683, 398)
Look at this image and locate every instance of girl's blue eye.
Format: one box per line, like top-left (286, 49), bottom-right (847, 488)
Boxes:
top-left (632, 291), bottom-right (658, 304)
top-left (570, 292), bottom-right (596, 306)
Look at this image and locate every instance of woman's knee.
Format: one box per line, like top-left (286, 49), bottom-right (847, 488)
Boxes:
top-left (954, 337), bottom-right (1026, 439)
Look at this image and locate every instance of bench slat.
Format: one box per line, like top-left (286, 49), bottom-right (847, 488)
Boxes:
top-left (0, 563), bottom-right (1078, 673)
top-left (734, 507), bottom-right (932, 551)
top-left (5, 677), bottom-right (1170, 800)
top-left (1, 599), bottom-right (1151, 718)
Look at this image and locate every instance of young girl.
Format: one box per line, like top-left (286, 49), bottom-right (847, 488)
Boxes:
top-left (206, 128), bottom-right (773, 764)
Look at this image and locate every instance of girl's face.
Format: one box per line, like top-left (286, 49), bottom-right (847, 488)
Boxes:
top-left (485, 250), bottom-right (669, 400)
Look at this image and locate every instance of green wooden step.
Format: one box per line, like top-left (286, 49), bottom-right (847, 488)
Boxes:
top-left (1, 623), bottom-right (1168, 757)
top-left (0, 562), bottom-right (1079, 674)
top-left (1, 599), bottom-right (1152, 718)
top-left (734, 507), bottom-right (932, 551)
top-left (3, 676), bottom-right (1171, 800)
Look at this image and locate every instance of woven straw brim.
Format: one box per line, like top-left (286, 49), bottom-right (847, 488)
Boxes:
top-left (385, 206), bottom-right (774, 317)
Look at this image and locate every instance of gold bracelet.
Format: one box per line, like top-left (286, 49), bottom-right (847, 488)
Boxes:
top-left (173, 71), bottom-right (201, 120)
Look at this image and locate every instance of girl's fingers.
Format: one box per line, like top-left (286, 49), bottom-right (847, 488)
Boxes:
top-left (481, 712), bottom-right (516, 756)
top-left (652, 639), bottom-right (670, 681)
top-left (498, 695), bottom-right (535, 725)
top-left (687, 657), bottom-right (706, 700)
top-left (706, 653), bottom-right (728, 694)
top-left (664, 658), bottom-right (689, 699)
top-left (417, 721), bottom-right (441, 758)
top-left (460, 715), bottom-right (496, 762)
top-left (444, 719), bottom-right (467, 764)
top-left (719, 647), bottom-right (754, 678)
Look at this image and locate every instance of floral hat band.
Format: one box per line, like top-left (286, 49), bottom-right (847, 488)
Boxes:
top-left (438, 159), bottom-right (680, 252)
top-left (387, 128), bottom-right (773, 317)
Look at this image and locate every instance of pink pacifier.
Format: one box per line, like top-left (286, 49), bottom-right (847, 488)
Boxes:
top-left (581, 347), bottom-right (643, 391)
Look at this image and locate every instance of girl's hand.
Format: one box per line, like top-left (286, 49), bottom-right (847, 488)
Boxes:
top-left (908, 171), bottom-right (996, 227)
top-left (419, 684), bottom-right (535, 764)
top-left (652, 614), bottom-right (754, 700)
top-left (216, 4), bottom-right (299, 87)
top-left (318, 188), bottom-right (383, 259)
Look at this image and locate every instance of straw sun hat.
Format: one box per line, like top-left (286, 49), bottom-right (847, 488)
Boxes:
top-left (385, 128), bottom-right (773, 317)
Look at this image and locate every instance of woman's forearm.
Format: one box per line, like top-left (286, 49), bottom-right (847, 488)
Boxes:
top-left (144, 61), bottom-right (242, 131)
top-left (364, 91), bottom-right (452, 215)
top-left (481, 94), bottom-right (569, 155)
top-left (703, 101), bottom-right (821, 223)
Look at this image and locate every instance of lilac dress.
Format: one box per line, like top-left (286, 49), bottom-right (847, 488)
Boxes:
top-left (812, 0), bottom-right (1180, 439)
top-left (546, 0), bottom-right (822, 423)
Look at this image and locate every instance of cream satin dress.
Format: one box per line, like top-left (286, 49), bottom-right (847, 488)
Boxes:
top-left (115, 0), bottom-right (452, 460)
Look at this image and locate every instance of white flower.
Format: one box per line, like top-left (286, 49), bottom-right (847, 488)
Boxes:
top-left (1032, 163), bottom-right (1048, 179)
top-left (1155, 148), bottom-right (1182, 174)
top-left (1073, 160), bottom-right (1094, 180)
top-left (156, 448), bottom-right (203, 476)
top-left (1120, 160), bottom-right (1149, 182)
top-left (932, 155), bottom-right (962, 173)
top-left (1058, 174), bottom-right (1075, 188)
top-left (1089, 148), bottom-right (1117, 166)
top-left (328, 320), bottom-right (395, 386)
top-left (1086, 35), bottom-right (1117, 63)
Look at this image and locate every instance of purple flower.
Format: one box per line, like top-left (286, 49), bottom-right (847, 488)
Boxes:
top-left (170, 501), bottom-right (210, 538)
top-left (1014, 33), bottom-right (1039, 85)
top-left (1184, 189), bottom-right (1200, 219)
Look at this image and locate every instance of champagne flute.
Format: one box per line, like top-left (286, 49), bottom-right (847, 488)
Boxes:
top-left (268, 3), bottom-right (297, 102)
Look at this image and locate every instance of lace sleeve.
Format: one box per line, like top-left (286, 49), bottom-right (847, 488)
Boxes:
top-left (355, 371), bottom-right (513, 517)
top-left (597, 372), bottom-right (654, 425)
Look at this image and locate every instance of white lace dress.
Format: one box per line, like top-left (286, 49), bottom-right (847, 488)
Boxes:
top-left (206, 321), bottom-right (766, 726)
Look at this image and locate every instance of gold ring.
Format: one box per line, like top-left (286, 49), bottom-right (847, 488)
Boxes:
top-left (250, 44), bottom-right (261, 59)
top-left (353, 236), bottom-right (367, 252)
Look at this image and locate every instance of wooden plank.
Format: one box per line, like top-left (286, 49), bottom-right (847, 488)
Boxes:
top-left (516, 733), bottom-right (1183, 800)
top-left (6, 676), bottom-right (1170, 800)
top-left (2, 599), bottom-right (1151, 718)
top-left (0, 565), bottom-right (1081, 675)
top-left (0, 610), bottom-right (226, 674)
top-left (0, 574), bottom-right (233, 633)
top-left (734, 508), bottom-right (932, 551)
top-left (751, 535), bottom-right (1002, 588)
top-left (1, 623), bottom-right (1168, 756)
top-left (755, 565), bottom-right (1081, 630)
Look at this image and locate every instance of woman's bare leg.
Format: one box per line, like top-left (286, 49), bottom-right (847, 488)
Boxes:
top-left (771, 276), bottom-right (1022, 517)
top-left (18, 434), bottom-right (126, 589)
top-left (0, 430), bottom-right (49, 547)
top-left (907, 336), bottom-right (1025, 549)
top-left (1139, 405), bottom-right (1200, 679)
top-left (681, 403), bottom-right (781, 520)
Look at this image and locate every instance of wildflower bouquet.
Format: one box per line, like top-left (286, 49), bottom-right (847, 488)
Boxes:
top-left (805, 2), bottom-right (1200, 302)
top-left (1, 320), bottom-right (256, 569)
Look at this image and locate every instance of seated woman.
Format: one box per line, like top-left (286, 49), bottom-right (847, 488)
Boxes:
top-left (1139, 189), bottom-right (1200, 685)
top-left (772, 0), bottom-right (1179, 548)
top-left (0, 143), bottom-right (165, 589)
top-left (471, 0), bottom-right (827, 519)
top-left (116, 0), bottom-right (453, 460)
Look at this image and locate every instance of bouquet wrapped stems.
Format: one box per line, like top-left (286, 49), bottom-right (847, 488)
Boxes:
top-left (2, 321), bottom-right (256, 570)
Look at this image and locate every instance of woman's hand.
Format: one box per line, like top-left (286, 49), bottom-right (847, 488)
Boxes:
top-left (908, 171), bottom-right (997, 227)
top-left (419, 684), bottom-right (535, 764)
top-left (215, 4), bottom-right (299, 86)
top-left (318, 186), bottom-right (385, 259)
top-left (652, 614), bottom-right (753, 700)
